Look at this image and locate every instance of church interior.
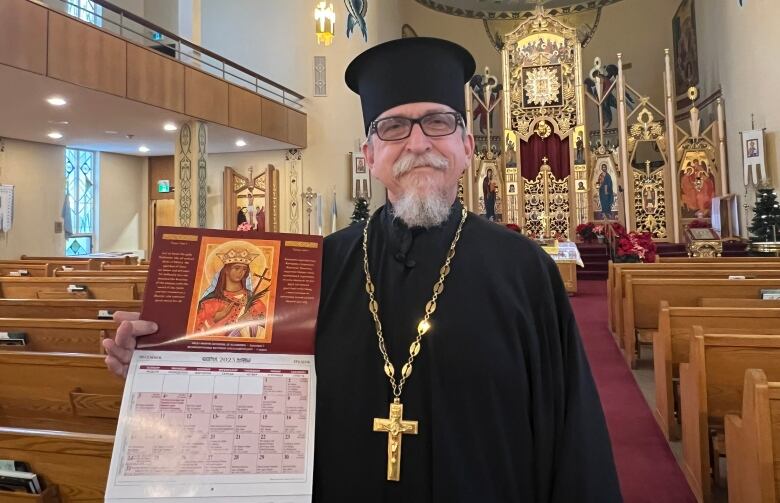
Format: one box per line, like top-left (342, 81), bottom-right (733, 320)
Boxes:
top-left (0, 0), bottom-right (779, 501)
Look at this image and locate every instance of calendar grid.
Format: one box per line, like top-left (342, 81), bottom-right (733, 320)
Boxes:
top-left (121, 367), bottom-right (309, 477)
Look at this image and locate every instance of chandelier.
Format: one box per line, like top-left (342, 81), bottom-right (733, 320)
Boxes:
top-left (315, 2), bottom-right (336, 46)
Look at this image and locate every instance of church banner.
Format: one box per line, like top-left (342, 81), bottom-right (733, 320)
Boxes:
top-left (742, 129), bottom-right (767, 186)
top-left (106, 226), bottom-right (322, 502)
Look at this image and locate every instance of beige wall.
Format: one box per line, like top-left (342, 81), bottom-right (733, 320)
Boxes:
top-left (0, 138), bottom-right (148, 258)
top-left (99, 152), bottom-right (147, 254)
top-left (697, 0), bottom-right (780, 199)
top-left (199, 0), bottom-right (402, 234)
top-left (0, 138), bottom-right (65, 258)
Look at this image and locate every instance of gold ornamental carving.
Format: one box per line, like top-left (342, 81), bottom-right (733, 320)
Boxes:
top-left (633, 161), bottom-right (667, 239)
top-left (627, 105), bottom-right (665, 153)
top-left (535, 120), bottom-right (553, 138)
top-left (503, 8), bottom-right (579, 140)
top-left (523, 66), bottom-right (562, 107)
top-left (687, 240), bottom-right (722, 258)
top-left (523, 159), bottom-right (570, 239)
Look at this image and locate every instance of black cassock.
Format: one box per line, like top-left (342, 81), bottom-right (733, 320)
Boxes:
top-left (313, 201), bottom-right (622, 502)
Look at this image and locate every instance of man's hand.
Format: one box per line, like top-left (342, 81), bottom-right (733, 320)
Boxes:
top-left (102, 311), bottom-right (158, 378)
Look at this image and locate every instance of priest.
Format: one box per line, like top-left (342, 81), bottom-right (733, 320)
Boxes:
top-left (104, 37), bottom-right (621, 503)
top-left (314, 37), bottom-right (621, 501)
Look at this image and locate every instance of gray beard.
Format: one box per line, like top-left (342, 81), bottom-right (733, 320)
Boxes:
top-left (390, 152), bottom-right (453, 228)
top-left (391, 187), bottom-right (452, 228)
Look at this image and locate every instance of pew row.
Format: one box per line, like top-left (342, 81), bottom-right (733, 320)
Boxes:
top-left (679, 328), bottom-right (780, 503)
top-left (0, 277), bottom-right (146, 300)
top-left (0, 351), bottom-right (123, 434)
top-left (0, 426), bottom-right (112, 502)
top-left (698, 297), bottom-right (780, 308)
top-left (608, 260), bottom-right (780, 339)
top-left (0, 263), bottom-right (54, 277)
top-left (652, 303), bottom-right (780, 440)
top-left (0, 299), bottom-right (141, 319)
top-left (621, 278), bottom-right (780, 367)
top-left (0, 318), bottom-right (119, 353)
top-left (724, 369), bottom-right (780, 503)
top-left (21, 254), bottom-right (137, 265)
top-left (54, 269), bottom-right (149, 278)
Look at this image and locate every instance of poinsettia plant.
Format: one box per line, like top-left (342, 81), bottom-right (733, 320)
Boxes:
top-left (237, 222), bottom-right (254, 232)
top-left (611, 223), bottom-right (657, 263)
top-left (575, 222), bottom-right (605, 243)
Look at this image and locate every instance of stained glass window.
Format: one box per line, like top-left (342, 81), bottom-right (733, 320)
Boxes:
top-left (65, 148), bottom-right (97, 256)
top-left (66, 0), bottom-right (102, 27)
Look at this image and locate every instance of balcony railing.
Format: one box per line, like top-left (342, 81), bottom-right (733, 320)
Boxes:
top-left (50, 0), bottom-right (305, 110)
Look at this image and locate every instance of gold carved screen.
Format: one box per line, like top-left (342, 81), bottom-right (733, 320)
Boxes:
top-left (223, 166), bottom-right (280, 232)
top-left (523, 160), bottom-right (570, 239)
top-left (497, 7), bottom-right (584, 234)
top-left (502, 9), bottom-right (581, 142)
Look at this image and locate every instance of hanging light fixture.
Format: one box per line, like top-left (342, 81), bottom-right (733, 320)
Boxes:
top-left (315, 2), bottom-right (336, 46)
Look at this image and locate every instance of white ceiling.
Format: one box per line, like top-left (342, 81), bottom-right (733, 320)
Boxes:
top-left (0, 64), bottom-right (295, 157)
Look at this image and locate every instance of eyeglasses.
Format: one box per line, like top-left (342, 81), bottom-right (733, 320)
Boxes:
top-left (370, 112), bottom-right (464, 141)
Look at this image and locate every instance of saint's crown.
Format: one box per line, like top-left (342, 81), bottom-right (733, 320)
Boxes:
top-left (217, 247), bottom-right (258, 265)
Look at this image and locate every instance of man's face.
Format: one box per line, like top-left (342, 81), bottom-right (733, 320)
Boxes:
top-left (362, 102), bottom-right (474, 204)
top-left (228, 263), bottom-right (247, 283)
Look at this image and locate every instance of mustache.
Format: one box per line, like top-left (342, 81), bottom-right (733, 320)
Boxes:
top-left (392, 152), bottom-right (449, 178)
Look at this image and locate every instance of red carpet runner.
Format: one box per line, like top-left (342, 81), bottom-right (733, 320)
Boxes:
top-left (570, 280), bottom-right (695, 503)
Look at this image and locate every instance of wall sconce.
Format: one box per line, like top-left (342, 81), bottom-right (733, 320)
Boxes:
top-left (315, 2), bottom-right (336, 46)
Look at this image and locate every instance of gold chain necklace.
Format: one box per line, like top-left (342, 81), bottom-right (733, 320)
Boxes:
top-left (362, 206), bottom-right (468, 481)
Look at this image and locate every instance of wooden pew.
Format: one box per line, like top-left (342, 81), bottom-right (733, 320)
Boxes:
top-left (0, 277), bottom-right (145, 300)
top-left (616, 268), bottom-right (780, 348)
top-left (724, 369), bottom-right (780, 503)
top-left (21, 254), bottom-right (137, 265)
top-left (100, 263), bottom-right (149, 272)
top-left (0, 299), bottom-right (141, 319)
top-left (0, 351), bottom-right (122, 435)
top-left (0, 318), bottom-right (119, 353)
top-left (10, 259), bottom-right (99, 271)
top-left (653, 303), bottom-right (780, 440)
top-left (608, 260), bottom-right (780, 340)
top-left (0, 263), bottom-right (54, 277)
top-left (659, 256), bottom-right (780, 263)
top-left (699, 297), bottom-right (780, 308)
top-left (679, 327), bottom-right (780, 502)
top-left (621, 278), bottom-right (780, 367)
top-left (54, 269), bottom-right (148, 278)
top-left (0, 426), bottom-right (112, 502)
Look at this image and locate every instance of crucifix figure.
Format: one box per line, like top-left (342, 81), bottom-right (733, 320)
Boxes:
top-left (372, 397), bottom-right (418, 481)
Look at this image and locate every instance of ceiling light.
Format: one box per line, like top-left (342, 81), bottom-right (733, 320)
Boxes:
top-left (104, 130), bottom-right (118, 135)
top-left (47, 132), bottom-right (63, 139)
top-left (163, 123), bottom-right (177, 132)
top-left (138, 146), bottom-right (150, 153)
top-left (235, 139), bottom-right (247, 147)
top-left (46, 96), bottom-right (67, 106)
top-left (48, 120), bottom-right (69, 125)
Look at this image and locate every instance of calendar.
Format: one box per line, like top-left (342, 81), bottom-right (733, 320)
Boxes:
top-left (106, 228), bottom-right (322, 502)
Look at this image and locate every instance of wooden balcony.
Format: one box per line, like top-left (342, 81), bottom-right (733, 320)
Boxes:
top-left (0, 0), bottom-right (306, 148)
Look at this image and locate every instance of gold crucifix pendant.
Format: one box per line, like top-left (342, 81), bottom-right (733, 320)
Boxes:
top-left (372, 398), bottom-right (418, 481)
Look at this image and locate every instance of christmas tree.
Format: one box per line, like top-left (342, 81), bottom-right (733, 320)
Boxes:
top-left (749, 187), bottom-right (780, 242)
top-left (350, 197), bottom-right (370, 225)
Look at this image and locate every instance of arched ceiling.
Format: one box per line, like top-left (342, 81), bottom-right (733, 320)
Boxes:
top-left (414, 0), bottom-right (625, 19)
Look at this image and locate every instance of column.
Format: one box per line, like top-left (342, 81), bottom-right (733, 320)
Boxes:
top-left (174, 121), bottom-right (209, 228)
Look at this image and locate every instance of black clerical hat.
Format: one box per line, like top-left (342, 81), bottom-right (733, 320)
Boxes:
top-left (345, 37), bottom-right (476, 134)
